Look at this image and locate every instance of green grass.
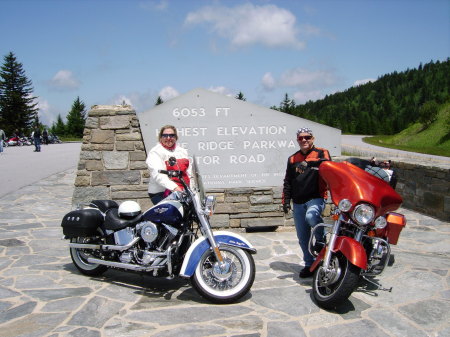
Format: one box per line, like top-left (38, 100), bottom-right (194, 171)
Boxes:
top-left (363, 103), bottom-right (450, 157)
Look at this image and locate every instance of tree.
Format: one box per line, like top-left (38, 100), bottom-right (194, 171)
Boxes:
top-left (0, 52), bottom-right (38, 136)
top-left (280, 93), bottom-right (295, 114)
top-left (418, 100), bottom-right (439, 128)
top-left (155, 96), bottom-right (163, 105)
top-left (66, 96), bottom-right (86, 137)
top-left (235, 91), bottom-right (246, 101)
top-left (51, 114), bottom-right (66, 136)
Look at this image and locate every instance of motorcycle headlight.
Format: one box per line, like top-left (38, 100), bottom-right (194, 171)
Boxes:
top-left (374, 216), bottom-right (387, 229)
top-left (338, 199), bottom-right (352, 212)
top-left (204, 195), bottom-right (216, 216)
top-left (352, 204), bottom-right (375, 225)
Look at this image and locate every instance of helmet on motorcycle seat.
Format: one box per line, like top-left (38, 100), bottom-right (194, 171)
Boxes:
top-left (118, 201), bottom-right (141, 218)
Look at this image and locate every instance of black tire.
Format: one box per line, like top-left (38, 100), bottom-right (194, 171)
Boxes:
top-left (312, 253), bottom-right (361, 309)
top-left (70, 235), bottom-right (107, 276)
top-left (191, 246), bottom-right (255, 304)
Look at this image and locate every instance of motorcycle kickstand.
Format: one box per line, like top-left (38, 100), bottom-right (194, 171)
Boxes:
top-left (362, 275), bottom-right (393, 292)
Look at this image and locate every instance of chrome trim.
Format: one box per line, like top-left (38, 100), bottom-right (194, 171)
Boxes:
top-left (68, 237), bottom-right (140, 252)
top-left (101, 237), bottom-right (140, 251)
top-left (87, 257), bottom-right (164, 272)
top-left (322, 215), bottom-right (342, 270)
top-left (308, 223), bottom-right (332, 257)
top-left (363, 236), bottom-right (391, 276)
top-left (69, 243), bottom-right (101, 250)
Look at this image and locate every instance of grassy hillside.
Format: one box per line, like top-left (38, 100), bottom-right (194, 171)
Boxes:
top-left (363, 103), bottom-right (450, 157)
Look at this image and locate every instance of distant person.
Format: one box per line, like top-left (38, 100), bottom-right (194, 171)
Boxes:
top-left (42, 129), bottom-right (49, 145)
top-left (0, 128), bottom-right (5, 154)
top-left (33, 126), bottom-right (41, 152)
top-left (145, 125), bottom-right (192, 205)
top-left (282, 127), bottom-right (331, 278)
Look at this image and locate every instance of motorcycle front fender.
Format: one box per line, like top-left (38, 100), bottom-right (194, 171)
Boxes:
top-left (179, 230), bottom-right (256, 277)
top-left (310, 236), bottom-right (367, 272)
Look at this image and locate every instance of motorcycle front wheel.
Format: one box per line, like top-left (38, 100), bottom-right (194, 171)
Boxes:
top-left (70, 236), bottom-right (107, 276)
top-left (191, 246), bottom-right (255, 304)
top-left (312, 252), bottom-right (361, 309)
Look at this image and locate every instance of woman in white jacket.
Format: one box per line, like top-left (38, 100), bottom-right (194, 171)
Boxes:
top-left (146, 125), bottom-right (192, 204)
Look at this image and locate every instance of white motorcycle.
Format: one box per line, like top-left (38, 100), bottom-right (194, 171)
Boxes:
top-left (62, 156), bottom-right (256, 303)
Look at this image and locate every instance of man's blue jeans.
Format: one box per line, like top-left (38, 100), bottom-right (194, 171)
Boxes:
top-left (34, 137), bottom-right (41, 152)
top-left (293, 198), bottom-right (325, 267)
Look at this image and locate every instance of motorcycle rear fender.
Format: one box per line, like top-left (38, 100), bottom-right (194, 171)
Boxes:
top-left (310, 236), bottom-right (367, 272)
top-left (179, 230), bottom-right (256, 277)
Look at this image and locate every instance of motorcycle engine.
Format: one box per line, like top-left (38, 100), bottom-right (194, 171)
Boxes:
top-left (366, 238), bottom-right (390, 274)
top-left (136, 221), bottom-right (158, 243)
top-left (116, 221), bottom-right (179, 266)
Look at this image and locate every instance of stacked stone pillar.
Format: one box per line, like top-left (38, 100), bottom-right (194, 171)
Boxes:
top-left (72, 105), bottom-right (152, 210)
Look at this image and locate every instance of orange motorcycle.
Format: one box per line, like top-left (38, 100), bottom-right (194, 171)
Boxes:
top-left (310, 159), bottom-right (406, 309)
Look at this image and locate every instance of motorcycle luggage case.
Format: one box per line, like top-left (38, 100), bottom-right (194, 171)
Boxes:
top-left (61, 208), bottom-right (103, 238)
top-left (384, 212), bottom-right (406, 245)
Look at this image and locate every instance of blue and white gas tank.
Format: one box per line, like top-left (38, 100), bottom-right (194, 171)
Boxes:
top-left (142, 200), bottom-right (184, 226)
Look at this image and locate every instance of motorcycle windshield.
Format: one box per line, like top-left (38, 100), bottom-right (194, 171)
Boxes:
top-left (320, 161), bottom-right (403, 217)
top-left (192, 155), bottom-right (205, 202)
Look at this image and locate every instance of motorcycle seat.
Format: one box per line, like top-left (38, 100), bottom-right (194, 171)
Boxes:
top-left (104, 208), bottom-right (142, 230)
top-left (90, 200), bottom-right (119, 213)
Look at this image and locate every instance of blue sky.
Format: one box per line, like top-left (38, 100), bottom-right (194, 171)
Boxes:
top-left (1, 0), bottom-right (449, 127)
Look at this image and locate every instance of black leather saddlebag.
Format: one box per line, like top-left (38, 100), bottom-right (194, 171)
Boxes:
top-left (61, 208), bottom-right (104, 238)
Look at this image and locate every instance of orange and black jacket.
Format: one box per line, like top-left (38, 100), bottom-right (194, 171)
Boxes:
top-left (282, 146), bottom-right (331, 205)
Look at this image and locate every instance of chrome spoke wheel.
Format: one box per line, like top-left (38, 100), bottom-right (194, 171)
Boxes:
top-left (192, 246), bottom-right (255, 304)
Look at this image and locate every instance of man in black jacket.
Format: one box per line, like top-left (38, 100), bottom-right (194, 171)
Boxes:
top-left (33, 126), bottom-right (41, 152)
top-left (282, 127), bottom-right (331, 278)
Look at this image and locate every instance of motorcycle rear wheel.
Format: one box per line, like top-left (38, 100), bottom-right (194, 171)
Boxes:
top-left (312, 253), bottom-right (361, 309)
top-left (191, 246), bottom-right (255, 304)
top-left (70, 236), bottom-right (107, 276)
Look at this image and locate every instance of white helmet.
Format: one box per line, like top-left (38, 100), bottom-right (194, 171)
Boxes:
top-left (118, 201), bottom-right (141, 218)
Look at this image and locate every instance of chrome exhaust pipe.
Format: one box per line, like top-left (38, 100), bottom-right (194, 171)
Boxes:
top-left (68, 237), bottom-right (140, 252)
top-left (87, 257), bottom-right (164, 272)
top-left (69, 243), bottom-right (101, 250)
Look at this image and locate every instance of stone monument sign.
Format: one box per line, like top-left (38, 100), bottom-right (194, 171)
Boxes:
top-left (138, 88), bottom-right (341, 189)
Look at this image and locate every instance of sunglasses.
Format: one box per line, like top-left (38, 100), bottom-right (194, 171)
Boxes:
top-left (297, 136), bottom-right (312, 141)
top-left (161, 134), bottom-right (176, 138)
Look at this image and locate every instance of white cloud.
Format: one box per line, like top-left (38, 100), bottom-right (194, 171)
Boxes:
top-left (293, 90), bottom-right (323, 104)
top-left (185, 3), bottom-right (306, 49)
top-left (159, 86), bottom-right (179, 101)
top-left (353, 78), bottom-right (376, 86)
top-left (110, 90), bottom-right (157, 112)
top-left (113, 95), bottom-right (133, 106)
top-left (261, 67), bottom-right (338, 93)
top-left (279, 68), bottom-right (337, 89)
top-left (261, 72), bottom-right (276, 90)
top-left (36, 98), bottom-right (59, 126)
top-left (49, 70), bottom-right (80, 90)
top-left (208, 86), bottom-right (234, 97)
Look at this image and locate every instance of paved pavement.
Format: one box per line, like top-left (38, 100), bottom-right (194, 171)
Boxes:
top-left (341, 135), bottom-right (450, 169)
top-left (0, 168), bottom-right (449, 336)
top-left (0, 142), bottom-right (81, 198)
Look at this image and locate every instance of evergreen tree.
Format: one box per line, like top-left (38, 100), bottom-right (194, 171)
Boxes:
top-left (280, 93), bottom-right (295, 114)
top-left (235, 91), bottom-right (246, 101)
top-left (155, 96), bottom-right (163, 105)
top-left (0, 52), bottom-right (38, 135)
top-left (51, 114), bottom-right (66, 136)
top-left (285, 58), bottom-right (450, 135)
top-left (66, 96), bottom-right (86, 137)
top-left (418, 100), bottom-right (439, 128)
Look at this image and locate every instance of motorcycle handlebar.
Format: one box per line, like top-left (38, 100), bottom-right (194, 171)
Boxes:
top-left (158, 169), bottom-right (182, 178)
